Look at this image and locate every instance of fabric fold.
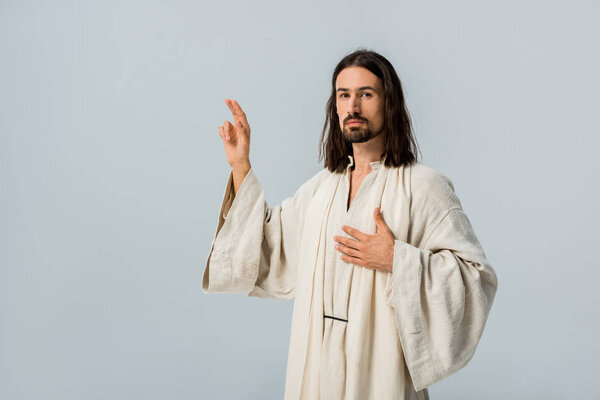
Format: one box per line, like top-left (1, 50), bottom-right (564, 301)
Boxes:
top-left (202, 167), bottom-right (332, 299)
top-left (391, 208), bottom-right (498, 391)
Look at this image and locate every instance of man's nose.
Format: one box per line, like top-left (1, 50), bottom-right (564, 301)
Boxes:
top-left (348, 95), bottom-right (360, 115)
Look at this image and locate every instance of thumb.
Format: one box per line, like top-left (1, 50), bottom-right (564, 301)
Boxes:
top-left (374, 207), bottom-right (389, 231)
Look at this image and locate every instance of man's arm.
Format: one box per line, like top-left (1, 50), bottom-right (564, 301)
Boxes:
top-left (202, 165), bottom-right (330, 299)
top-left (390, 169), bottom-right (498, 391)
top-left (204, 98), bottom-right (330, 299)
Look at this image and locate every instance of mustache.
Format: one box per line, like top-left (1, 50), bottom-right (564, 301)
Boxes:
top-left (344, 114), bottom-right (367, 124)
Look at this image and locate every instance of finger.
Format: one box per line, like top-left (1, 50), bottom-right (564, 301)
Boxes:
top-left (228, 120), bottom-right (243, 141)
top-left (225, 120), bottom-right (234, 135)
top-left (223, 121), bottom-right (232, 140)
top-left (340, 254), bottom-right (365, 267)
top-left (374, 207), bottom-right (383, 222)
top-left (225, 100), bottom-right (240, 126)
top-left (219, 125), bottom-right (229, 141)
top-left (225, 98), bottom-right (237, 115)
top-left (225, 99), bottom-right (249, 125)
top-left (374, 207), bottom-right (388, 231)
top-left (225, 98), bottom-right (234, 111)
top-left (333, 235), bottom-right (361, 250)
top-left (225, 99), bottom-right (238, 124)
top-left (341, 225), bottom-right (369, 241)
top-left (231, 99), bottom-right (248, 121)
top-left (335, 243), bottom-right (360, 258)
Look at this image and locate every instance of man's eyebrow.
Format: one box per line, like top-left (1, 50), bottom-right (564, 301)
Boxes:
top-left (336, 86), bottom-right (377, 93)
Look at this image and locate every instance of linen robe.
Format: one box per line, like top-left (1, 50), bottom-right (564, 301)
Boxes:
top-left (202, 155), bottom-right (498, 399)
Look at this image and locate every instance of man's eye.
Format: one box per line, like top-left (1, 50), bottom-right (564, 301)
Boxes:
top-left (339, 93), bottom-right (349, 98)
top-left (361, 92), bottom-right (372, 97)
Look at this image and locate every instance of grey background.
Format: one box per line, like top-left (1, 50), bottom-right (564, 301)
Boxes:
top-left (1, 0), bottom-right (598, 399)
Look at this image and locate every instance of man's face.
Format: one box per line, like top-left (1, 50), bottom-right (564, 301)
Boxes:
top-left (335, 66), bottom-right (385, 143)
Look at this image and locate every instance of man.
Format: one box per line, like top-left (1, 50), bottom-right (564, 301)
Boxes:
top-left (202, 49), bottom-right (498, 400)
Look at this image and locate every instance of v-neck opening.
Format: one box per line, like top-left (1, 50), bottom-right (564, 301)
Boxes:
top-left (344, 155), bottom-right (384, 214)
top-left (345, 168), bottom-right (373, 214)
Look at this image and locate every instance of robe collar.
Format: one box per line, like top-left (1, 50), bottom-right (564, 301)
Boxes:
top-left (347, 154), bottom-right (387, 171)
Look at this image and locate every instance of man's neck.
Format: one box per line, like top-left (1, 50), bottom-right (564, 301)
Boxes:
top-left (350, 136), bottom-right (385, 176)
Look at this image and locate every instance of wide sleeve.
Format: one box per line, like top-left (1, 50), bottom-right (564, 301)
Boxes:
top-left (390, 185), bottom-right (498, 391)
top-left (202, 167), bottom-right (327, 300)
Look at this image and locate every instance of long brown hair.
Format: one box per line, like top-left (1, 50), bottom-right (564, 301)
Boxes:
top-left (318, 48), bottom-right (421, 173)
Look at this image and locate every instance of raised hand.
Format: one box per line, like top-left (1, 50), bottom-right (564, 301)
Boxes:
top-left (218, 98), bottom-right (251, 169)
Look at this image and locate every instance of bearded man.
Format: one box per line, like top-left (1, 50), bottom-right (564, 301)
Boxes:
top-left (203, 49), bottom-right (498, 400)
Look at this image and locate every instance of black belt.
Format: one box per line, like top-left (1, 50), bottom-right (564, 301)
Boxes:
top-left (323, 315), bottom-right (348, 323)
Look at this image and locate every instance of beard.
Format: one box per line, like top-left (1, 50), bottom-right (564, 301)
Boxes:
top-left (341, 122), bottom-right (382, 143)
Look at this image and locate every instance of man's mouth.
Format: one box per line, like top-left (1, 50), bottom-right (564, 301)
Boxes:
top-left (346, 120), bottom-right (365, 126)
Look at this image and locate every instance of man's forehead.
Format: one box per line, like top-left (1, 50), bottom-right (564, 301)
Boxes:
top-left (335, 66), bottom-right (381, 90)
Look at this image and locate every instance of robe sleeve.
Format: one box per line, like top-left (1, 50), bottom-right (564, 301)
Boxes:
top-left (390, 181), bottom-right (499, 391)
top-left (202, 167), bottom-right (327, 300)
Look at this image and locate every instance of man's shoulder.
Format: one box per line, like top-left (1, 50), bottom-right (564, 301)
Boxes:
top-left (407, 161), bottom-right (462, 211)
top-left (409, 161), bottom-right (455, 192)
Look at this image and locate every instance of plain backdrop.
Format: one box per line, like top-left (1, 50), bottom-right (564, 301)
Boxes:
top-left (1, 1), bottom-right (598, 399)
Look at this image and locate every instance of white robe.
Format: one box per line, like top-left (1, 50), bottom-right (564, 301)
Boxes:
top-left (202, 155), bottom-right (498, 399)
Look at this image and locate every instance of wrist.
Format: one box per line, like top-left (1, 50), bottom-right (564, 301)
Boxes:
top-left (231, 161), bottom-right (251, 171)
